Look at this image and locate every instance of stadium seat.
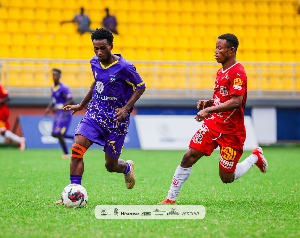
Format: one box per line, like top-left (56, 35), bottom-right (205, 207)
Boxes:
top-left (0, 21), bottom-right (6, 32)
top-left (22, 8), bottom-right (36, 20)
top-left (244, 1), bottom-right (257, 13)
top-left (142, 11), bottom-right (155, 24)
top-left (6, 20), bottom-right (20, 33)
top-left (270, 2), bottom-right (282, 14)
top-left (35, 8), bottom-right (49, 21)
top-left (33, 21), bottom-right (47, 33)
top-left (257, 1), bottom-right (270, 14)
top-left (219, 1), bottom-right (232, 13)
top-left (181, 0), bottom-right (194, 12)
top-left (11, 33), bottom-right (26, 46)
top-left (40, 34), bottom-right (54, 47)
top-left (136, 48), bottom-right (149, 60)
top-left (26, 34), bottom-right (41, 46)
top-left (0, 46), bottom-right (11, 58)
top-left (165, 25), bottom-right (179, 37)
top-left (7, 8), bottom-right (22, 20)
top-left (155, 12), bottom-right (168, 24)
top-left (0, 7), bottom-right (7, 20)
top-left (282, 14), bottom-right (295, 27)
top-left (231, 1), bottom-right (245, 13)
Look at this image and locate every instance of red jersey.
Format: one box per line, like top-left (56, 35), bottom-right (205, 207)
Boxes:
top-left (0, 84), bottom-right (9, 112)
top-left (204, 62), bottom-right (247, 135)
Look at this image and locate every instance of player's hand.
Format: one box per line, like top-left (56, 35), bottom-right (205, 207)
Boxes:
top-left (195, 109), bottom-right (209, 122)
top-left (63, 104), bottom-right (83, 115)
top-left (197, 100), bottom-right (207, 111)
top-left (114, 107), bottom-right (128, 122)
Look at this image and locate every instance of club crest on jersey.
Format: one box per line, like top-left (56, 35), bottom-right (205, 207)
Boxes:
top-left (220, 86), bottom-right (228, 96)
top-left (109, 75), bottom-right (116, 83)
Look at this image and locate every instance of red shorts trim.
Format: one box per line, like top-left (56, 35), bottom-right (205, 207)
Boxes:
top-left (189, 123), bottom-right (245, 172)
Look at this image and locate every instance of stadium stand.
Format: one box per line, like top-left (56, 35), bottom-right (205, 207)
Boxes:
top-left (0, 0), bottom-right (300, 93)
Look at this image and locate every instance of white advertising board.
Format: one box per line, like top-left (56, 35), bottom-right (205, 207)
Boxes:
top-left (135, 115), bottom-right (258, 150)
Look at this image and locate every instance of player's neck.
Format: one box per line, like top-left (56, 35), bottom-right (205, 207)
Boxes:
top-left (101, 54), bottom-right (118, 68)
top-left (222, 58), bottom-right (237, 71)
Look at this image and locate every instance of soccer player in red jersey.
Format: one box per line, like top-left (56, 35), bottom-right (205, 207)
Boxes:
top-left (0, 84), bottom-right (25, 151)
top-left (159, 34), bottom-right (268, 204)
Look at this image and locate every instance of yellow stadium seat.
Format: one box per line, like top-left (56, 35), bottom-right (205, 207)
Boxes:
top-left (255, 38), bottom-right (268, 51)
top-left (0, 7), bottom-right (7, 20)
top-left (244, 1), bottom-right (257, 13)
top-left (202, 37), bottom-right (216, 50)
top-left (162, 49), bottom-right (176, 60)
top-left (127, 23), bottom-right (141, 36)
top-left (162, 36), bottom-right (177, 49)
top-left (270, 26), bottom-right (283, 38)
top-left (54, 34), bottom-right (68, 47)
top-left (149, 36), bottom-right (163, 49)
top-left (232, 26), bottom-right (244, 38)
top-left (219, 13), bottom-right (232, 26)
top-left (176, 37), bottom-right (189, 49)
top-left (270, 2), bottom-right (282, 14)
top-left (136, 36), bottom-right (149, 48)
top-left (62, 0), bottom-right (79, 10)
top-left (167, 0), bottom-right (181, 12)
top-left (136, 48), bottom-right (149, 60)
top-left (242, 50), bottom-right (256, 62)
top-left (245, 13), bottom-right (258, 26)
top-left (155, 12), bottom-right (167, 24)
top-left (49, 9), bottom-right (61, 20)
top-left (22, 8), bottom-right (36, 20)
top-left (0, 46), bottom-right (10, 58)
top-left (180, 12), bottom-right (194, 25)
top-left (142, 11), bottom-right (155, 24)
top-left (268, 38), bottom-right (281, 51)
top-left (65, 46), bottom-right (81, 59)
top-left (40, 34), bottom-right (54, 46)
top-left (205, 26), bottom-right (219, 37)
top-left (47, 21), bottom-right (62, 34)
top-left (121, 48), bottom-right (136, 60)
top-left (50, 0), bottom-right (64, 9)
top-left (257, 26), bottom-right (271, 38)
top-left (282, 14), bottom-right (295, 26)
top-left (11, 33), bottom-right (26, 46)
top-left (257, 2), bottom-right (270, 14)
top-left (168, 12), bottom-right (180, 24)
top-left (128, 11), bottom-right (141, 24)
top-left (61, 23), bottom-right (77, 34)
top-left (66, 34), bottom-right (81, 47)
top-left (24, 0), bottom-right (37, 8)
top-left (33, 21), bottom-right (47, 33)
top-left (193, 12), bottom-right (206, 25)
top-left (36, 0), bottom-right (50, 8)
top-left (7, 8), bottom-right (22, 20)
top-left (81, 47), bottom-right (93, 59)
top-left (53, 46), bottom-right (67, 59)
top-left (282, 51), bottom-right (295, 62)
top-left (270, 14), bottom-right (282, 26)
top-left (10, 46), bottom-right (24, 58)
top-left (26, 34), bottom-right (40, 46)
top-left (190, 50), bottom-right (202, 61)
top-left (240, 37), bottom-right (256, 51)
top-left (283, 26), bottom-right (296, 38)
top-left (149, 49), bottom-right (162, 60)
top-left (219, 1), bottom-right (232, 13)
top-left (176, 50), bottom-right (190, 61)
top-left (282, 2), bottom-right (295, 14)
top-left (243, 26), bottom-right (257, 38)
top-left (130, 0), bottom-right (143, 11)
top-left (205, 12), bottom-right (219, 25)
top-left (6, 20), bottom-right (20, 33)
top-left (181, 25), bottom-right (193, 37)
top-left (116, 10), bottom-right (128, 23)
top-left (256, 50), bottom-right (269, 62)
top-left (42, 46), bottom-right (53, 59)
top-left (115, 0), bottom-right (129, 11)
top-left (202, 49), bottom-right (214, 61)
top-left (20, 21), bottom-right (34, 33)
top-left (231, 13), bottom-right (245, 26)
top-left (281, 39), bottom-right (294, 51)
top-left (206, 1), bottom-right (219, 12)
top-left (190, 37), bottom-right (203, 50)
top-left (81, 34), bottom-right (92, 47)
top-left (231, 1), bottom-right (244, 13)
top-left (257, 14), bottom-right (270, 26)
top-left (24, 46), bottom-right (39, 58)
top-left (36, 9), bottom-right (49, 21)
top-left (141, 24), bottom-right (155, 36)
top-left (194, 1), bottom-right (207, 12)
top-left (269, 51), bottom-right (282, 62)
top-left (193, 25), bottom-right (206, 37)
top-left (181, 0), bottom-right (194, 12)
top-left (165, 24), bottom-right (179, 37)
top-left (0, 21), bottom-right (6, 32)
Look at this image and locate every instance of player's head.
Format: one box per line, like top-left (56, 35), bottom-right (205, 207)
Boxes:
top-left (105, 8), bottom-right (109, 15)
top-left (80, 7), bottom-right (84, 15)
top-left (215, 34), bottom-right (239, 64)
top-left (52, 68), bottom-right (61, 84)
top-left (91, 28), bottom-right (114, 63)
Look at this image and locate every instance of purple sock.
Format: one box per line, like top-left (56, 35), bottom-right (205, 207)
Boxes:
top-left (70, 175), bottom-right (82, 184)
top-left (123, 162), bottom-right (131, 174)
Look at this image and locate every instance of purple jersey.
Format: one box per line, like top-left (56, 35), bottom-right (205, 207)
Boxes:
top-left (51, 83), bottom-right (73, 108)
top-left (86, 54), bottom-right (145, 134)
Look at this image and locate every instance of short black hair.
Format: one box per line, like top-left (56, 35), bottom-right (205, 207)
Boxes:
top-left (91, 28), bottom-right (114, 45)
top-left (52, 68), bottom-right (61, 74)
top-left (218, 34), bottom-right (239, 52)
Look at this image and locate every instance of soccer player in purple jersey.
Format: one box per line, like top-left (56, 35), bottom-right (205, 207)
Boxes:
top-left (56, 28), bottom-right (145, 204)
top-left (45, 69), bottom-right (75, 159)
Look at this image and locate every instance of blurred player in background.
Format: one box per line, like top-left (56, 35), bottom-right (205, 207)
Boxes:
top-left (159, 34), bottom-right (268, 204)
top-left (0, 83), bottom-right (25, 151)
top-left (45, 69), bottom-right (75, 159)
top-left (56, 28), bottom-right (145, 204)
top-left (61, 7), bottom-right (94, 34)
top-left (102, 8), bottom-right (118, 34)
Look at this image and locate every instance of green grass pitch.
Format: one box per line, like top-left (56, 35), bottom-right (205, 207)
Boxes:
top-left (0, 146), bottom-right (299, 237)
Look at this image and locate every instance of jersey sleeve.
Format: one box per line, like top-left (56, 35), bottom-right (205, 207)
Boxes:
top-left (126, 64), bottom-right (146, 90)
top-left (63, 85), bottom-right (73, 100)
top-left (228, 70), bottom-right (246, 97)
top-left (0, 85), bottom-right (9, 97)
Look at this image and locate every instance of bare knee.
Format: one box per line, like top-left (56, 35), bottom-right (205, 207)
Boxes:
top-left (220, 176), bottom-right (234, 184)
top-left (181, 149), bottom-right (204, 167)
top-left (219, 169), bottom-right (234, 184)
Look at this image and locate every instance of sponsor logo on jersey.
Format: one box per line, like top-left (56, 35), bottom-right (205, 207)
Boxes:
top-left (220, 147), bottom-right (237, 161)
top-left (96, 81), bottom-right (104, 94)
top-left (192, 124), bottom-right (209, 144)
top-left (234, 78), bottom-right (243, 86)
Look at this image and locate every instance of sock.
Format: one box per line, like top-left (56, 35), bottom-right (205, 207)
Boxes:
top-left (167, 165), bottom-right (192, 201)
top-left (70, 175), bottom-right (82, 184)
top-left (234, 154), bottom-right (258, 181)
top-left (5, 130), bottom-right (21, 143)
top-left (123, 162), bottom-right (131, 174)
top-left (64, 134), bottom-right (74, 139)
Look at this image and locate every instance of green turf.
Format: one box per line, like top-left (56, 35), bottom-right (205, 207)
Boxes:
top-left (0, 146), bottom-right (299, 237)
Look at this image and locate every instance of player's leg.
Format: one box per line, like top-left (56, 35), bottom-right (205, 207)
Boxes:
top-left (234, 147), bottom-right (268, 181)
top-left (103, 131), bottom-right (135, 189)
top-left (0, 119), bottom-right (25, 151)
top-left (159, 124), bottom-right (217, 204)
top-left (52, 132), bottom-right (70, 158)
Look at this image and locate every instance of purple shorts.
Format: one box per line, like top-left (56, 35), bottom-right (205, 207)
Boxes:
top-left (52, 110), bottom-right (72, 135)
top-left (75, 116), bottom-right (127, 158)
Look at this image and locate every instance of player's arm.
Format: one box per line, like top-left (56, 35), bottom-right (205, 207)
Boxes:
top-left (196, 99), bottom-right (214, 111)
top-left (114, 87), bottom-right (145, 122)
top-left (63, 81), bottom-right (95, 115)
top-left (0, 95), bottom-right (10, 105)
top-left (45, 100), bottom-right (54, 116)
top-left (195, 95), bottom-right (243, 122)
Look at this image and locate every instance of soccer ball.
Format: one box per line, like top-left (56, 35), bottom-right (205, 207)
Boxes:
top-left (61, 184), bottom-right (88, 208)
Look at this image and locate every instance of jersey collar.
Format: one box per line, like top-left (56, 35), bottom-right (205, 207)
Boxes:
top-left (221, 62), bottom-right (239, 73)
